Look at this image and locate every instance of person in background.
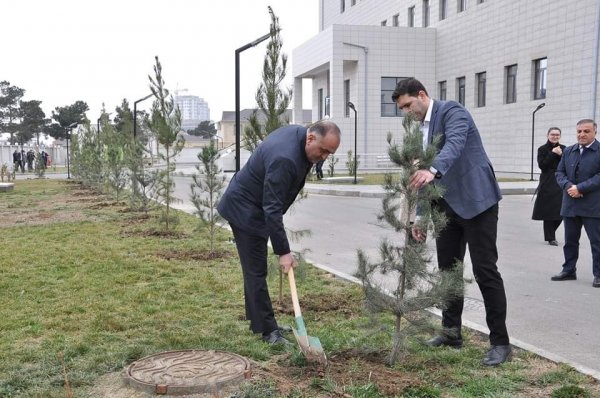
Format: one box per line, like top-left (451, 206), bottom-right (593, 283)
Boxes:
top-left (532, 127), bottom-right (566, 246)
top-left (552, 119), bottom-right (600, 288)
top-left (217, 121), bottom-right (341, 344)
top-left (315, 159), bottom-right (325, 180)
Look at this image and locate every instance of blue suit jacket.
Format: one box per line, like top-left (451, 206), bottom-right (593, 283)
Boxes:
top-left (217, 125), bottom-right (312, 254)
top-left (428, 100), bottom-right (501, 219)
top-left (556, 139), bottom-right (600, 218)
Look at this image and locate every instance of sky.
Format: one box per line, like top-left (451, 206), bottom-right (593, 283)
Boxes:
top-left (0, 0), bottom-right (318, 125)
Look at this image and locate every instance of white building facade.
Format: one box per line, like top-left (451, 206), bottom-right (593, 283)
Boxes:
top-left (292, 0), bottom-right (600, 174)
top-left (174, 95), bottom-right (211, 132)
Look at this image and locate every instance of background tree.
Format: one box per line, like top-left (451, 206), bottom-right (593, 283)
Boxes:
top-left (46, 101), bottom-right (89, 140)
top-left (148, 55), bottom-right (184, 231)
top-left (18, 100), bottom-right (47, 146)
top-left (0, 81), bottom-right (25, 144)
top-left (355, 116), bottom-right (463, 365)
top-left (187, 120), bottom-right (216, 138)
top-left (243, 6), bottom-right (292, 152)
top-left (190, 142), bottom-right (226, 254)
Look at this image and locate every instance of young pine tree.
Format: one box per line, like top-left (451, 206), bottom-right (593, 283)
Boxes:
top-left (355, 115), bottom-right (464, 365)
top-left (148, 56), bottom-right (184, 231)
top-left (190, 142), bottom-right (226, 254)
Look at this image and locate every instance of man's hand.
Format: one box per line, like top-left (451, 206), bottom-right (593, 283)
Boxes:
top-left (567, 185), bottom-right (583, 198)
top-left (279, 253), bottom-right (297, 273)
top-left (411, 224), bottom-right (427, 242)
top-left (409, 169), bottom-right (435, 190)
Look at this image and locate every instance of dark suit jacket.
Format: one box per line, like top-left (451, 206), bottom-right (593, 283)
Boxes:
top-left (217, 125), bottom-right (312, 255)
top-left (428, 100), bottom-right (502, 219)
top-left (556, 139), bottom-right (600, 218)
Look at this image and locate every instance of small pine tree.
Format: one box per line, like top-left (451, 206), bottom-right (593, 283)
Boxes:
top-left (355, 115), bottom-right (464, 365)
top-left (327, 154), bottom-right (338, 177)
top-left (190, 142), bottom-right (226, 253)
top-left (148, 56), bottom-right (184, 231)
top-left (34, 149), bottom-right (45, 178)
top-left (345, 149), bottom-right (360, 176)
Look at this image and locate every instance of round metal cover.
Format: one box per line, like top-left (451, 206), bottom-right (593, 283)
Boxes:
top-left (124, 349), bottom-right (252, 396)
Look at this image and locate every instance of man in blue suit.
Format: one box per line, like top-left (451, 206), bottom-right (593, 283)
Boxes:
top-left (218, 121), bottom-right (341, 344)
top-left (392, 78), bottom-right (511, 366)
top-left (552, 119), bottom-right (600, 288)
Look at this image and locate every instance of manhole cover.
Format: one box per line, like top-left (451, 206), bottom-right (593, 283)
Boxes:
top-left (124, 350), bottom-right (251, 396)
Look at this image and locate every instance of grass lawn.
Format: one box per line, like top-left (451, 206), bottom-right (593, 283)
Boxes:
top-left (0, 179), bottom-right (598, 397)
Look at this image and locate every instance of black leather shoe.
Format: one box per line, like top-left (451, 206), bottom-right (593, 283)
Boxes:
top-left (262, 329), bottom-right (291, 345)
top-left (425, 334), bottom-right (463, 348)
top-left (548, 240), bottom-right (559, 246)
top-left (551, 271), bottom-right (577, 281)
top-left (481, 345), bottom-right (512, 366)
top-left (593, 276), bottom-right (600, 288)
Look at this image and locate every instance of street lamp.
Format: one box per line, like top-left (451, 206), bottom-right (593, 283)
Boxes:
top-left (133, 93), bottom-right (153, 139)
top-left (235, 31), bottom-right (272, 172)
top-left (66, 122), bottom-right (77, 179)
top-left (530, 102), bottom-right (546, 181)
top-left (348, 102), bottom-right (358, 184)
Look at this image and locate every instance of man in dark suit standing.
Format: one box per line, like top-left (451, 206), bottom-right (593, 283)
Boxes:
top-left (552, 119), bottom-right (600, 288)
top-left (218, 121), bottom-right (341, 344)
top-left (392, 78), bottom-right (511, 366)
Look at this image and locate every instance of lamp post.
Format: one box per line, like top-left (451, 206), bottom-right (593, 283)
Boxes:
top-left (235, 31), bottom-right (271, 172)
top-left (530, 102), bottom-right (546, 181)
top-left (66, 122), bottom-right (77, 179)
top-left (348, 102), bottom-right (358, 184)
top-left (133, 93), bottom-right (153, 139)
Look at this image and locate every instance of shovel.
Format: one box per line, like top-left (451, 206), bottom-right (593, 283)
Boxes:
top-left (287, 267), bottom-right (328, 366)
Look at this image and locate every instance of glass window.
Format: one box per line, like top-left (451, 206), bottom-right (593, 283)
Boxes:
top-left (456, 77), bottom-right (466, 105)
top-left (393, 14), bottom-right (399, 26)
top-left (458, 0), bottom-right (466, 12)
top-left (381, 77), bottom-right (409, 117)
top-left (533, 58), bottom-right (547, 100)
top-left (438, 81), bottom-right (447, 100)
top-left (408, 6), bottom-right (415, 27)
top-left (476, 72), bottom-right (486, 107)
top-left (440, 0), bottom-right (447, 20)
top-left (344, 80), bottom-right (351, 117)
top-left (423, 0), bottom-right (430, 26)
top-left (351, 0), bottom-right (356, 5)
top-left (340, 0), bottom-right (345, 13)
top-left (505, 64), bottom-right (518, 103)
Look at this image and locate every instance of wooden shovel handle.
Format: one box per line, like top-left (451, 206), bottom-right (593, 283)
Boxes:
top-left (288, 268), bottom-right (302, 318)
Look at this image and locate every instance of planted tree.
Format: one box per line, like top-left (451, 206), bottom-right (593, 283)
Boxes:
top-left (355, 115), bottom-right (463, 365)
top-left (190, 142), bottom-right (226, 254)
top-left (327, 154), bottom-right (338, 177)
top-left (0, 81), bottom-right (25, 144)
top-left (71, 124), bottom-right (103, 189)
top-left (345, 149), bottom-right (360, 176)
top-left (46, 101), bottom-right (89, 141)
top-left (102, 116), bottom-right (128, 200)
top-left (188, 120), bottom-right (217, 138)
top-left (148, 56), bottom-right (184, 231)
top-left (18, 100), bottom-right (47, 146)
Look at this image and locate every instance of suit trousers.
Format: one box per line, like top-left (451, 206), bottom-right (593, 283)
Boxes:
top-left (230, 224), bottom-right (278, 334)
top-left (562, 216), bottom-right (600, 277)
top-left (434, 200), bottom-right (509, 346)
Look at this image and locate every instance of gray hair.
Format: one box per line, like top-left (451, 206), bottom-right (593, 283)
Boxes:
top-left (308, 120), bottom-right (341, 138)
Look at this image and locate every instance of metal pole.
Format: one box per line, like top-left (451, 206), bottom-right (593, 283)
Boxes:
top-left (235, 32), bottom-right (271, 172)
top-left (66, 129), bottom-right (70, 179)
top-left (133, 93), bottom-right (153, 139)
top-left (353, 108), bottom-right (358, 184)
top-left (531, 103), bottom-right (546, 181)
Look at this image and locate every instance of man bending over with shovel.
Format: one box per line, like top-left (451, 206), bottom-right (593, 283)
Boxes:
top-left (218, 120), bottom-right (341, 344)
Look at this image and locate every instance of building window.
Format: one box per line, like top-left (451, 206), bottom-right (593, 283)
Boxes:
top-left (423, 0), bottom-right (430, 27)
top-left (351, 0), bottom-right (356, 5)
top-left (318, 89), bottom-right (324, 120)
top-left (477, 0), bottom-right (484, 3)
top-left (381, 20), bottom-right (387, 26)
top-left (456, 77), bottom-right (466, 105)
top-left (458, 0), bottom-right (466, 12)
top-left (476, 72), bottom-right (486, 107)
top-left (340, 0), bottom-right (345, 13)
top-left (505, 64), bottom-right (518, 103)
top-left (439, 81), bottom-right (447, 100)
top-left (393, 14), bottom-right (399, 26)
top-left (382, 77), bottom-right (409, 117)
top-left (344, 80), bottom-right (351, 117)
top-left (533, 58), bottom-right (547, 100)
top-left (408, 6), bottom-right (415, 27)
top-left (440, 0), bottom-right (447, 20)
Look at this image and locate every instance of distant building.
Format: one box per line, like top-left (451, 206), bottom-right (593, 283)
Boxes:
top-left (174, 95), bottom-right (210, 132)
top-left (292, 0), bottom-right (600, 173)
top-left (217, 109), bottom-right (313, 149)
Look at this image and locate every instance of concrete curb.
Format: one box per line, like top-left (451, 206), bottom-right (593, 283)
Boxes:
top-left (303, 185), bottom-right (537, 198)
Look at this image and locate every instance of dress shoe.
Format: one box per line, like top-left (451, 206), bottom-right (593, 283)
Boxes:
top-left (551, 271), bottom-right (577, 281)
top-left (481, 345), bottom-right (512, 366)
top-left (548, 240), bottom-right (559, 246)
top-left (593, 276), bottom-right (600, 288)
top-left (262, 329), bottom-right (291, 345)
top-left (425, 334), bottom-right (463, 349)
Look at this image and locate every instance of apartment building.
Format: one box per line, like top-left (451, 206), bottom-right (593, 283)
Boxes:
top-left (174, 95), bottom-right (210, 132)
top-left (292, 0), bottom-right (600, 173)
